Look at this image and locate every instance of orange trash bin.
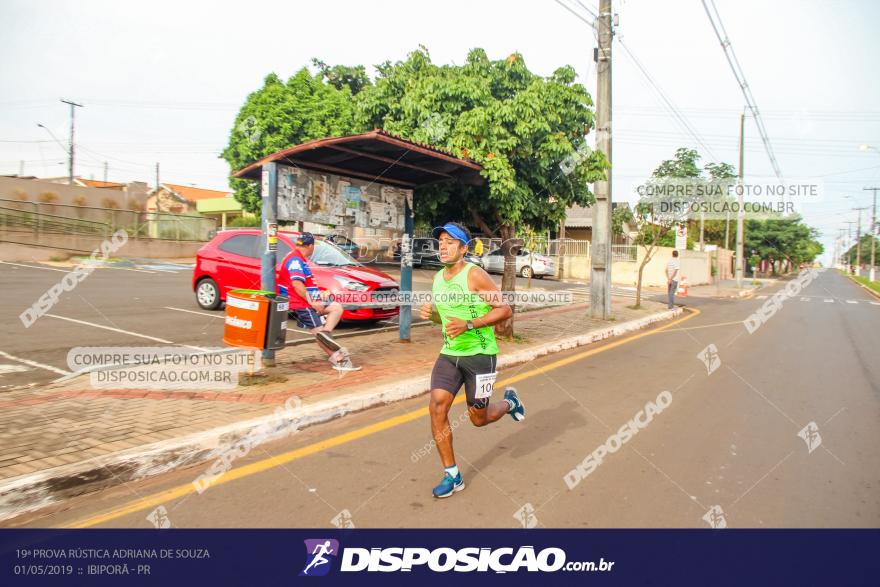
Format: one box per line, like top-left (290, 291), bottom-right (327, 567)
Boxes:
top-left (223, 289), bottom-right (273, 349)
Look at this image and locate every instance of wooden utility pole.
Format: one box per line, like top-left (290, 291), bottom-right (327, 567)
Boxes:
top-left (590, 0), bottom-right (613, 319)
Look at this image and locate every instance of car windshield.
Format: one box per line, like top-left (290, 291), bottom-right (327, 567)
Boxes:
top-left (310, 239), bottom-right (360, 266)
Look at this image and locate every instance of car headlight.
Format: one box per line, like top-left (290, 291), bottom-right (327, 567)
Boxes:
top-left (333, 276), bottom-right (370, 291)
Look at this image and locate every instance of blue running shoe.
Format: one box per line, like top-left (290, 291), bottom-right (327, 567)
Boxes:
top-left (504, 387), bottom-right (525, 422)
top-left (432, 472), bottom-right (465, 498)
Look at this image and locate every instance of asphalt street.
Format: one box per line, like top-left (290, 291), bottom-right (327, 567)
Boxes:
top-left (8, 269), bottom-right (879, 529)
top-left (0, 260), bottom-right (639, 390)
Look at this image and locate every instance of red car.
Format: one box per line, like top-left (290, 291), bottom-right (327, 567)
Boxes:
top-left (192, 229), bottom-right (399, 322)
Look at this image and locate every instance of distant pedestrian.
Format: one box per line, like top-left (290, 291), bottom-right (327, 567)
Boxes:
top-left (666, 250), bottom-right (680, 309)
top-left (473, 238), bottom-right (484, 256)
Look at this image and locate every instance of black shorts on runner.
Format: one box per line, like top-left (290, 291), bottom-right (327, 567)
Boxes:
top-left (430, 353), bottom-right (497, 409)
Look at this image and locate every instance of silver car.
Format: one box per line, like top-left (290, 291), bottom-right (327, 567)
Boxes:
top-left (483, 248), bottom-right (556, 278)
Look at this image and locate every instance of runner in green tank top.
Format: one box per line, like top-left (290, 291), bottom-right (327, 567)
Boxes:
top-left (418, 222), bottom-right (526, 499)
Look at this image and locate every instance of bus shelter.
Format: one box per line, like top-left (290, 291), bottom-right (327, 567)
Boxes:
top-left (233, 130), bottom-right (483, 362)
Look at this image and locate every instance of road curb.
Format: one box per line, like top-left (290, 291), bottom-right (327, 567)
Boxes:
top-left (844, 273), bottom-right (880, 300)
top-left (0, 307), bottom-right (681, 523)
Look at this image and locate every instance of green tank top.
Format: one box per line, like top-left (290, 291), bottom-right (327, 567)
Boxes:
top-left (432, 263), bottom-right (499, 356)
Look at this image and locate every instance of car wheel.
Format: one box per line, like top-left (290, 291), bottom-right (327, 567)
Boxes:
top-left (520, 265), bottom-right (533, 279)
top-left (196, 278), bottom-right (221, 310)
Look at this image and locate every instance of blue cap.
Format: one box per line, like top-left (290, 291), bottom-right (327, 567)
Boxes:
top-left (295, 232), bottom-right (315, 246)
top-left (431, 223), bottom-right (469, 247)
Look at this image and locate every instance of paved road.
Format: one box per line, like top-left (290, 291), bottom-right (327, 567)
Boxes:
top-left (0, 260), bottom-right (648, 391)
top-left (0, 262), bottom-right (424, 391)
top-left (8, 269), bottom-right (879, 529)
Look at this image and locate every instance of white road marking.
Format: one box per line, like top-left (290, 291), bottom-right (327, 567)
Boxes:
top-left (80, 264), bottom-right (157, 274)
top-left (44, 314), bottom-right (208, 351)
top-left (871, 302), bottom-right (880, 306)
top-left (0, 350), bottom-right (71, 375)
top-left (756, 295), bottom-right (768, 299)
top-left (0, 363), bottom-right (31, 374)
top-left (846, 300), bottom-right (858, 304)
top-left (800, 297), bottom-right (810, 302)
top-left (165, 306), bottom-right (316, 334)
top-left (824, 299), bottom-right (834, 303)
top-left (165, 306), bottom-right (223, 319)
top-left (0, 261), bottom-right (68, 273)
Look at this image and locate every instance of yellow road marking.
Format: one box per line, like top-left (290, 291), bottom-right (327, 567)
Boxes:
top-left (63, 308), bottom-right (699, 528)
top-left (653, 318), bottom-right (744, 332)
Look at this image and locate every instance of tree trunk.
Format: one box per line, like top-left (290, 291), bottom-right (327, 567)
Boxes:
top-left (634, 245), bottom-right (654, 309)
top-left (496, 223), bottom-right (519, 339)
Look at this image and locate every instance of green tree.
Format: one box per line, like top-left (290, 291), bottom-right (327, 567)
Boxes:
top-left (356, 47), bottom-right (608, 336)
top-left (612, 205), bottom-right (633, 240)
top-left (844, 234), bottom-right (880, 266)
top-left (311, 58), bottom-right (371, 95)
top-left (221, 70), bottom-right (360, 213)
top-left (630, 148), bottom-right (704, 308)
top-left (744, 216), bottom-right (823, 274)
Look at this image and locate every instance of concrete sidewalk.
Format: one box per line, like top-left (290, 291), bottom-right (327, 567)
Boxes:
top-left (0, 296), bottom-right (679, 522)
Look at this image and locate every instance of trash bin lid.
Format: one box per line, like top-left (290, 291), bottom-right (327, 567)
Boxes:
top-left (228, 288), bottom-right (277, 298)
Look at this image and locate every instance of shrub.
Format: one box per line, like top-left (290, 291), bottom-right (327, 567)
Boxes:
top-left (228, 215), bottom-right (261, 227)
top-left (101, 197), bottom-right (120, 209)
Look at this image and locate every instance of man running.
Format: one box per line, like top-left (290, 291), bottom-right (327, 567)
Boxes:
top-left (419, 222), bottom-right (525, 499)
top-left (278, 232), bottom-right (360, 371)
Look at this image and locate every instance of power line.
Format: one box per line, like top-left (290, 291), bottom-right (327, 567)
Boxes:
top-left (701, 0), bottom-right (783, 180)
top-left (555, 0), bottom-right (723, 163)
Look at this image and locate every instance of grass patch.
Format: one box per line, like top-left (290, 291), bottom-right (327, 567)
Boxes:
top-left (238, 372), bottom-right (288, 386)
top-left (627, 304), bottom-right (642, 310)
top-left (852, 275), bottom-right (880, 295)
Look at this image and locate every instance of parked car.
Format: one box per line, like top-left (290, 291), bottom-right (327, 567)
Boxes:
top-left (483, 248), bottom-right (555, 278)
top-left (316, 233), bottom-right (360, 259)
top-left (393, 237), bottom-right (484, 269)
top-left (192, 230), bottom-right (399, 322)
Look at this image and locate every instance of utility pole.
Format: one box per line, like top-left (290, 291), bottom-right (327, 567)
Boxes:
top-left (103, 161), bottom-right (108, 183)
top-left (844, 220), bottom-right (855, 271)
top-left (18, 160), bottom-right (24, 177)
top-left (60, 99), bottom-right (82, 185)
top-left (735, 110), bottom-right (745, 287)
top-left (590, 0), bottom-right (613, 319)
top-left (865, 187), bottom-right (879, 281)
top-left (853, 206), bottom-right (869, 277)
top-left (155, 162), bottom-right (160, 193)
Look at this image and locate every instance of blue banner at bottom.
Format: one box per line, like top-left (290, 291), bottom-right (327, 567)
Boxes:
top-left (1, 529), bottom-right (876, 586)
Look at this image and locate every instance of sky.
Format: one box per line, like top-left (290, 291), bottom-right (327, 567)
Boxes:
top-left (2, 0), bottom-right (878, 265)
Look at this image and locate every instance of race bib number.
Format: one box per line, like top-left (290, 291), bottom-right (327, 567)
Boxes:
top-left (475, 372), bottom-right (497, 400)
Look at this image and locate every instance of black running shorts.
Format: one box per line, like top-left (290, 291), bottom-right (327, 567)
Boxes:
top-left (430, 353), bottom-right (497, 409)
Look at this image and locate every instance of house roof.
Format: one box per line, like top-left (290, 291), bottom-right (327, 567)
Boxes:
top-left (162, 183), bottom-right (232, 202)
top-left (565, 204), bottom-right (593, 228)
top-left (233, 130), bottom-right (484, 188)
top-left (564, 202), bottom-right (631, 229)
top-left (78, 178), bottom-right (125, 189)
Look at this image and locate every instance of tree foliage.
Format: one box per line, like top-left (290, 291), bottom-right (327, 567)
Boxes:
top-left (221, 70), bottom-right (360, 212)
top-left (355, 47), bottom-right (607, 234)
top-left (744, 216), bottom-right (823, 272)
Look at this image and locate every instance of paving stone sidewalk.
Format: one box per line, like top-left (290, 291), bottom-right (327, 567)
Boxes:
top-left (0, 297), bottom-right (669, 484)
